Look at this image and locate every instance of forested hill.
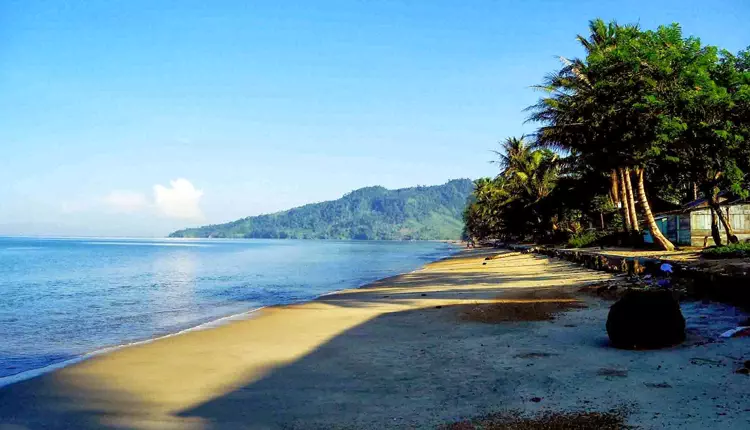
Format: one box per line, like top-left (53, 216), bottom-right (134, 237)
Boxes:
top-left (169, 179), bottom-right (474, 240)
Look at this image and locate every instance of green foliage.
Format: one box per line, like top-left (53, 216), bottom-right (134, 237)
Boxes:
top-left (463, 137), bottom-right (562, 242)
top-left (702, 243), bottom-right (750, 259)
top-left (170, 179), bottom-right (473, 240)
top-left (567, 230), bottom-right (602, 248)
top-left (464, 135), bottom-right (621, 243)
top-left (468, 19), bottom-right (750, 248)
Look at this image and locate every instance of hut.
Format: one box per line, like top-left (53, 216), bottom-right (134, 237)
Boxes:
top-left (646, 195), bottom-right (750, 247)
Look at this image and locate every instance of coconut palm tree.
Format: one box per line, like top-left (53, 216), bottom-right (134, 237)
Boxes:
top-left (527, 19), bottom-right (677, 250)
top-left (492, 136), bottom-right (533, 180)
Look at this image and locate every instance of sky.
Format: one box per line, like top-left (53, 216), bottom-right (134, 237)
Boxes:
top-left (1, 1), bottom-right (748, 237)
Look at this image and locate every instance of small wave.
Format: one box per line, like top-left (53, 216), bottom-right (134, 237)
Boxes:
top-left (0, 306), bottom-right (266, 388)
top-left (0, 243), bottom-right (458, 388)
top-left (0, 270), bottom-right (403, 387)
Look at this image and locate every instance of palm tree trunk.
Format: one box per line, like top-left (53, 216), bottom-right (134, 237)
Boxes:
top-left (624, 167), bottom-right (640, 232)
top-left (724, 206), bottom-right (739, 244)
top-left (710, 207), bottom-right (723, 246)
top-left (618, 168), bottom-right (632, 232)
top-left (636, 168), bottom-right (674, 251)
top-left (709, 199), bottom-right (739, 244)
top-left (610, 170), bottom-right (620, 205)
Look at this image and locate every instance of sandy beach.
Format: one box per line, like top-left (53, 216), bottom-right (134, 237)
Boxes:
top-left (1, 249), bottom-right (749, 429)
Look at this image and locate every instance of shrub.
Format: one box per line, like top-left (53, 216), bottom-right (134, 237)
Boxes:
top-left (567, 230), bottom-right (601, 248)
top-left (702, 242), bottom-right (750, 259)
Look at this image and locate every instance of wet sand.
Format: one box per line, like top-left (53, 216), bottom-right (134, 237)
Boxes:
top-left (1, 249), bottom-right (749, 429)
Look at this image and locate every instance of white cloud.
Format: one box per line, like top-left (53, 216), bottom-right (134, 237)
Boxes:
top-left (153, 178), bottom-right (204, 220)
top-left (61, 179), bottom-right (204, 223)
top-left (103, 190), bottom-right (149, 213)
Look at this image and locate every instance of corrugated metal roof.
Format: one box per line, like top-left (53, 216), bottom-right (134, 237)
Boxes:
top-left (655, 191), bottom-right (747, 216)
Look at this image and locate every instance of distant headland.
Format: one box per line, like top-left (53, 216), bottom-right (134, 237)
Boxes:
top-left (169, 179), bottom-right (474, 240)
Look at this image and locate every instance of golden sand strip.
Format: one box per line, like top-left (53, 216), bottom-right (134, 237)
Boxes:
top-left (0, 249), bottom-right (611, 429)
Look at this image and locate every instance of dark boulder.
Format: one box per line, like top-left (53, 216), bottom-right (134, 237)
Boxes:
top-left (606, 289), bottom-right (685, 349)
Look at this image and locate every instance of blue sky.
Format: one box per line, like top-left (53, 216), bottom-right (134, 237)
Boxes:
top-left (1, 0), bottom-right (748, 236)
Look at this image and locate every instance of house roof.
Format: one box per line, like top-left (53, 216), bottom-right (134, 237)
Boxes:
top-left (648, 195), bottom-right (682, 214)
top-left (654, 191), bottom-right (748, 216)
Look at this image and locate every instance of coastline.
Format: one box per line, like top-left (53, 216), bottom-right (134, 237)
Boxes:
top-left (0, 307), bottom-right (270, 389)
top-left (3, 249), bottom-right (748, 429)
top-left (0, 248), bottom-right (603, 428)
top-left (0, 243), bottom-right (461, 389)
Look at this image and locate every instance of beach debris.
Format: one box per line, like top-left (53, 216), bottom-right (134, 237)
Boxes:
top-left (606, 289), bottom-right (685, 349)
top-left (656, 278), bottom-right (672, 288)
top-left (660, 263), bottom-right (674, 274)
top-left (459, 297), bottom-right (585, 323)
top-left (514, 352), bottom-right (557, 359)
top-left (719, 326), bottom-right (750, 338)
top-left (441, 408), bottom-right (630, 430)
top-left (597, 368), bottom-right (628, 378)
top-left (735, 360), bottom-right (750, 375)
top-left (690, 357), bottom-right (724, 366)
top-left (644, 382), bottom-right (672, 388)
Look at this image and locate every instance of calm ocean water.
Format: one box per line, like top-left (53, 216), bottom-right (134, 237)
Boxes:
top-left (0, 237), bottom-right (457, 383)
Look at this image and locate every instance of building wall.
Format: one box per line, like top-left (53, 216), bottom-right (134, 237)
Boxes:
top-left (668, 213), bottom-right (692, 245)
top-left (690, 205), bottom-right (750, 246)
top-left (646, 214), bottom-right (691, 245)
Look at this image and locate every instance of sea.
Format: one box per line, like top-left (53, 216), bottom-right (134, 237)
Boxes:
top-left (0, 237), bottom-right (457, 386)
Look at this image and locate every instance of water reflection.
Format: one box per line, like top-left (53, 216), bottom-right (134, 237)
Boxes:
top-left (148, 250), bottom-right (199, 330)
top-left (0, 237), bottom-right (456, 380)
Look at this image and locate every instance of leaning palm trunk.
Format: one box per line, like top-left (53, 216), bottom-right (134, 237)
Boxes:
top-left (623, 167), bottom-right (640, 233)
top-left (609, 170), bottom-right (620, 205)
top-left (724, 208), bottom-right (739, 244)
top-left (710, 207), bottom-right (723, 247)
top-left (709, 199), bottom-right (739, 244)
top-left (636, 168), bottom-right (674, 251)
top-left (618, 169), bottom-right (632, 232)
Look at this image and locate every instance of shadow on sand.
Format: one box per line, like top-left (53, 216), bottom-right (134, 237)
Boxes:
top-left (0, 252), bottom-right (613, 429)
top-left (175, 294), bottom-right (594, 429)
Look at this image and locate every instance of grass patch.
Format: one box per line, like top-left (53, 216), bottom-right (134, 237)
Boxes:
top-left (443, 409), bottom-right (631, 430)
top-left (702, 242), bottom-right (750, 259)
top-left (460, 298), bottom-right (586, 323)
top-left (566, 231), bottom-right (602, 248)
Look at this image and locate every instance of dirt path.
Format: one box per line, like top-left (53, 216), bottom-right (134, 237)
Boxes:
top-left (0, 250), bottom-right (748, 429)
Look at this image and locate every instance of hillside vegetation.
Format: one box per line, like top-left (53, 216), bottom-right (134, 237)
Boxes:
top-left (169, 179), bottom-right (473, 240)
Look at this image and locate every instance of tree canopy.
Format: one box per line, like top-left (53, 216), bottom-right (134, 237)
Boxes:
top-left (465, 19), bottom-right (750, 249)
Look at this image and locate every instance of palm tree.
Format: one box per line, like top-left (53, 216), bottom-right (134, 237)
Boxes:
top-left (465, 136), bottom-right (563, 242)
top-left (527, 19), bottom-right (676, 250)
top-left (492, 136), bottom-right (532, 180)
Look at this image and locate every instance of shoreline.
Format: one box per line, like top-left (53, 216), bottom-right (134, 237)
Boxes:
top-left (0, 248), bottom-right (609, 428)
top-left (0, 306), bottom-right (270, 389)
top-left (0, 244), bottom-right (461, 389)
top-left (3, 249), bottom-right (747, 429)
